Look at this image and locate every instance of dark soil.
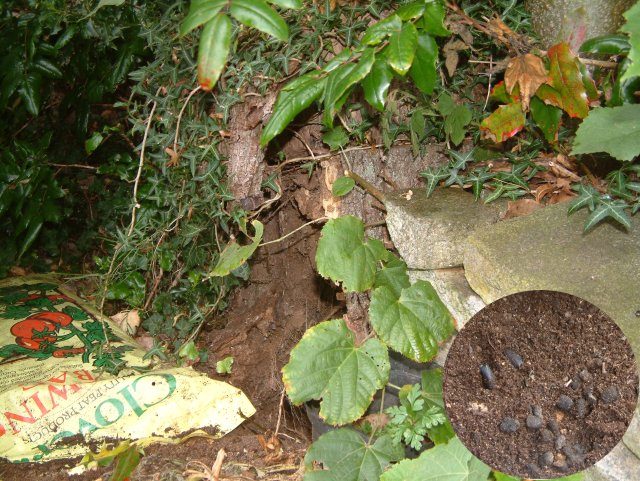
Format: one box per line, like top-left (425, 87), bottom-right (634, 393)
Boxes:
top-left (443, 290), bottom-right (639, 479)
top-left (0, 181), bottom-right (338, 480)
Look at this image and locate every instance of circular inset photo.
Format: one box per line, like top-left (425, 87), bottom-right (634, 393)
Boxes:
top-left (443, 290), bottom-right (639, 479)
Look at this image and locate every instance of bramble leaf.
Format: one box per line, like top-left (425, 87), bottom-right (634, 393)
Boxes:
top-left (304, 429), bottom-right (403, 481)
top-left (261, 72), bottom-right (326, 146)
top-left (282, 319), bottom-right (390, 425)
top-left (536, 43), bottom-right (589, 118)
top-left (332, 176), bottom-right (356, 197)
top-left (362, 59), bottom-right (393, 111)
top-left (361, 14), bottom-right (402, 46)
top-left (409, 33), bottom-right (438, 95)
top-left (422, 2), bottom-right (450, 36)
top-left (530, 96), bottom-right (562, 143)
top-left (180, 0), bottom-right (226, 36)
top-left (572, 105), bottom-right (640, 161)
top-left (197, 13), bottom-right (232, 91)
top-left (380, 436), bottom-right (491, 481)
top-left (316, 215), bottom-right (388, 292)
top-left (580, 34), bottom-right (630, 55)
top-left (369, 280), bottom-right (454, 362)
top-left (480, 102), bottom-right (526, 142)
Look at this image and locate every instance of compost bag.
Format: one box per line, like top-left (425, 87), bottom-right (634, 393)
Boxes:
top-left (0, 276), bottom-right (255, 463)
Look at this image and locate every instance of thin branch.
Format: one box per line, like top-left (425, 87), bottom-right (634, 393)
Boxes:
top-left (259, 217), bottom-right (328, 247)
top-left (172, 85), bottom-right (202, 160)
top-left (128, 93), bottom-right (159, 236)
top-left (346, 170), bottom-right (386, 204)
top-left (47, 163), bottom-right (97, 170)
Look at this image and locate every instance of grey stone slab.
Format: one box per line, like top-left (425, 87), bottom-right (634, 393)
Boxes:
top-left (585, 442), bottom-right (640, 481)
top-left (385, 188), bottom-right (507, 270)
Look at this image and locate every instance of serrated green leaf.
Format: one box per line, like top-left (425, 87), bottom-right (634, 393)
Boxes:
top-left (387, 23), bottom-right (418, 75)
top-left (362, 59), bottom-right (393, 111)
top-left (316, 215), bottom-right (388, 292)
top-left (282, 319), bottom-right (390, 425)
top-left (369, 280), bottom-right (454, 362)
top-left (19, 74), bottom-right (41, 116)
top-left (304, 429), bottom-right (403, 481)
top-left (323, 127), bottom-right (350, 150)
top-left (216, 356), bottom-right (234, 374)
top-left (530, 96), bottom-right (562, 143)
top-left (620, 1), bottom-right (640, 82)
top-left (395, 1), bottom-right (425, 21)
top-left (229, 0), bottom-right (288, 41)
top-left (361, 14), bottom-right (402, 46)
top-left (197, 13), bottom-right (232, 91)
top-left (180, 0), bottom-right (226, 36)
top-left (323, 48), bottom-right (375, 127)
top-left (572, 105), bottom-right (640, 161)
top-left (268, 0), bottom-right (302, 9)
top-left (420, 167), bottom-right (448, 196)
top-left (580, 34), bottom-right (630, 55)
top-left (409, 33), bottom-right (438, 95)
top-left (33, 58), bottom-right (62, 79)
top-left (209, 220), bottom-right (263, 276)
top-left (381, 437), bottom-right (491, 481)
top-left (422, 2), bottom-right (450, 36)
top-left (332, 176), bottom-right (356, 196)
top-left (584, 199), bottom-right (631, 231)
top-left (480, 102), bottom-right (526, 143)
top-left (374, 255), bottom-right (410, 297)
top-left (261, 71), bottom-right (327, 146)
top-left (421, 368), bottom-right (445, 409)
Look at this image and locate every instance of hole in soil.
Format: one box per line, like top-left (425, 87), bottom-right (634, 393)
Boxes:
top-left (443, 290), bottom-right (639, 479)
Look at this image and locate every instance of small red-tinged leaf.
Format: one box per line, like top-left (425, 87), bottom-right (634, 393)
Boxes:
top-left (530, 96), bottom-right (562, 143)
top-left (480, 102), bottom-right (526, 142)
top-left (110, 446), bottom-right (141, 481)
top-left (490, 81), bottom-right (519, 104)
top-left (197, 13), bottom-right (232, 91)
top-left (538, 43), bottom-right (589, 118)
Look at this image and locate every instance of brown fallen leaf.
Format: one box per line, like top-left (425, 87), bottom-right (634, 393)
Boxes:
top-left (165, 147), bottom-right (180, 167)
top-left (504, 53), bottom-right (547, 110)
top-left (502, 199), bottom-right (543, 219)
top-left (110, 309), bottom-right (141, 335)
top-left (443, 39), bottom-right (469, 77)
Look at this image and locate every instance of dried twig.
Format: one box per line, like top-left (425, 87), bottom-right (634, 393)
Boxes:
top-left (346, 170), bottom-right (386, 204)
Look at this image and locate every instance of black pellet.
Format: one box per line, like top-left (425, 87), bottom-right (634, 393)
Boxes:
top-left (555, 434), bottom-right (566, 450)
top-left (539, 451), bottom-right (554, 467)
top-left (548, 419), bottom-right (560, 434)
top-left (576, 398), bottom-right (587, 418)
top-left (556, 394), bottom-right (574, 412)
top-left (531, 405), bottom-right (543, 417)
top-left (569, 376), bottom-right (582, 390)
top-left (584, 387), bottom-right (598, 405)
top-left (526, 463), bottom-right (541, 477)
top-left (480, 363), bottom-right (496, 389)
top-left (499, 417), bottom-right (520, 433)
top-left (526, 414), bottom-right (543, 430)
top-left (578, 369), bottom-right (593, 382)
top-left (601, 386), bottom-right (620, 404)
top-left (504, 349), bottom-right (524, 369)
top-left (552, 460), bottom-right (569, 472)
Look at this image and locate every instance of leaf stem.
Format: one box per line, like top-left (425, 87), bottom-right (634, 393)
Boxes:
top-left (346, 170), bottom-right (386, 204)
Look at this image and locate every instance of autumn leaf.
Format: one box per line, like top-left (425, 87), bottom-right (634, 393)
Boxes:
top-left (480, 102), bottom-right (526, 142)
top-left (536, 43), bottom-right (589, 118)
top-left (504, 53), bottom-right (547, 110)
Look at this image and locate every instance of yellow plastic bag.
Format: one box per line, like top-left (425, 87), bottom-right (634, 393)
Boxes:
top-left (0, 276), bottom-right (255, 463)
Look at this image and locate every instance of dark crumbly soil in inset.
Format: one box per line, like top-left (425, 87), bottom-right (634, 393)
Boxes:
top-left (0, 182), bottom-right (337, 481)
top-left (443, 290), bottom-right (639, 480)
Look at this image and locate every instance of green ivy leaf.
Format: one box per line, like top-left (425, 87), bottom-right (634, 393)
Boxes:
top-left (304, 429), bottom-right (403, 481)
top-left (369, 280), bottom-right (454, 362)
top-left (323, 127), bottom-right (350, 150)
top-left (316, 215), bottom-right (388, 292)
top-left (530, 96), bottom-right (562, 144)
top-left (409, 33), bottom-right (438, 95)
top-left (420, 166), bottom-right (448, 197)
top-left (620, 1), bottom-right (640, 82)
top-left (209, 220), bottom-right (264, 276)
top-left (480, 102), bottom-right (526, 143)
top-left (422, 2), bottom-right (450, 37)
top-left (197, 13), bottom-right (232, 91)
top-left (229, 0), bottom-right (288, 41)
top-left (282, 319), bottom-right (390, 425)
top-left (437, 94), bottom-right (472, 146)
top-left (362, 58), bottom-right (393, 112)
top-left (584, 198), bottom-right (631, 231)
top-left (180, 0), bottom-right (227, 36)
top-left (380, 437), bottom-right (491, 481)
top-left (572, 105), bottom-right (640, 161)
top-left (323, 48), bottom-right (375, 127)
top-left (85, 131), bottom-right (104, 154)
top-left (261, 72), bottom-right (327, 146)
top-left (360, 14), bottom-right (402, 46)
top-left (332, 176), bottom-right (356, 197)
top-left (387, 23), bottom-right (418, 75)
